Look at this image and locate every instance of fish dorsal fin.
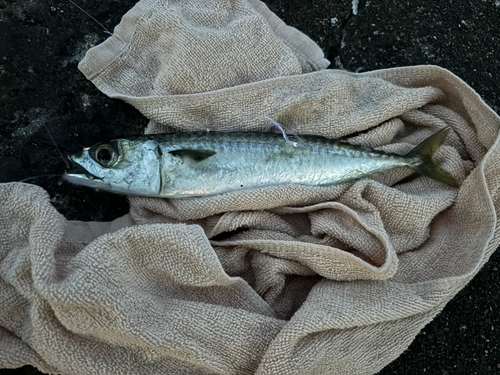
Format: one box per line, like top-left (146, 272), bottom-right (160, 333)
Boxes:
top-left (169, 149), bottom-right (216, 161)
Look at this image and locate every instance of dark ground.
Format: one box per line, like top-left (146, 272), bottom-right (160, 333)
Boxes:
top-left (1, 0), bottom-right (499, 374)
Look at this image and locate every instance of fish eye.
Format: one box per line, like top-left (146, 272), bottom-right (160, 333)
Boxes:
top-left (95, 144), bottom-right (118, 167)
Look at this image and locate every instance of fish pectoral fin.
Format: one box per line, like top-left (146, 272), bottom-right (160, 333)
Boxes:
top-left (169, 149), bottom-right (216, 162)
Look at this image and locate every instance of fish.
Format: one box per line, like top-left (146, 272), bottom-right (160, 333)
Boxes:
top-left (64, 127), bottom-right (459, 198)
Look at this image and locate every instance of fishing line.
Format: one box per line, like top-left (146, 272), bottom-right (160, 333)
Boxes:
top-left (66, 0), bottom-right (113, 36)
top-left (43, 123), bottom-right (71, 169)
top-left (84, 191), bottom-right (104, 220)
top-left (65, 0), bottom-right (126, 44)
top-left (16, 1), bottom-right (127, 217)
top-left (266, 116), bottom-right (305, 149)
top-left (18, 126), bottom-right (69, 183)
top-left (19, 176), bottom-right (104, 220)
top-left (18, 174), bottom-right (61, 183)
top-left (266, 116), bottom-right (297, 146)
top-left (39, 123), bottom-right (106, 219)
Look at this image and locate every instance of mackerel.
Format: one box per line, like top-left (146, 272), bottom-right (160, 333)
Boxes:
top-left (65, 128), bottom-right (459, 197)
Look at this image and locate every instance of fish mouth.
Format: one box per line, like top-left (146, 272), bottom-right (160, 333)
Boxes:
top-left (65, 159), bottom-right (100, 181)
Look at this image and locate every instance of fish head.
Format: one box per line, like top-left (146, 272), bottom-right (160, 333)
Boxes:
top-left (64, 138), bottom-right (162, 196)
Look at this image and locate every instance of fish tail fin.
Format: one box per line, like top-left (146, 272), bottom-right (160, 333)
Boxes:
top-left (405, 127), bottom-right (460, 188)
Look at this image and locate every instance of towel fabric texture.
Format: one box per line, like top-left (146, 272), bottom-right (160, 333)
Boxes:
top-left (2, 0), bottom-right (500, 374)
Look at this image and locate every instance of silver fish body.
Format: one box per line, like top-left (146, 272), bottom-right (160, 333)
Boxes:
top-left (65, 130), bottom-right (458, 197)
top-left (156, 132), bottom-right (412, 197)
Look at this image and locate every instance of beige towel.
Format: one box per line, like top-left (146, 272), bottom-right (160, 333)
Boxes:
top-left (2, 0), bottom-right (500, 374)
